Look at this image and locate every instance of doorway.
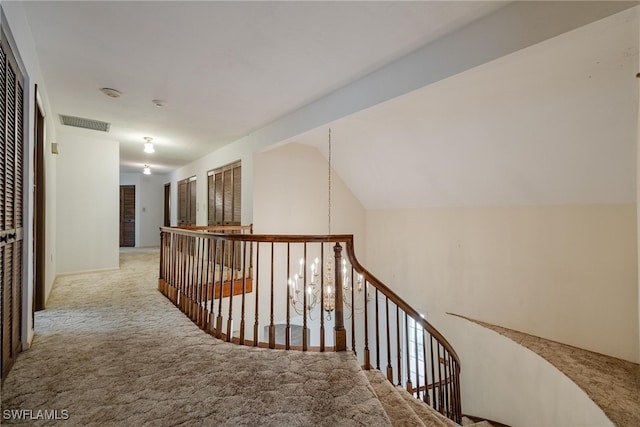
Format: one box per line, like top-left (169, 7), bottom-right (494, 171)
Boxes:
top-left (119, 185), bottom-right (135, 247)
top-left (33, 88), bottom-right (45, 311)
top-left (164, 183), bottom-right (170, 227)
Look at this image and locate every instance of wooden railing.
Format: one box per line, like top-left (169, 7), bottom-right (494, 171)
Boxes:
top-left (158, 226), bottom-right (461, 423)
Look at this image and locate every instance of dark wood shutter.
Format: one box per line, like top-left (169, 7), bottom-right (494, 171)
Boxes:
top-left (1, 34), bottom-right (25, 380)
top-left (177, 176), bottom-right (196, 226)
top-left (208, 161), bottom-right (241, 225)
top-left (119, 186), bottom-right (135, 247)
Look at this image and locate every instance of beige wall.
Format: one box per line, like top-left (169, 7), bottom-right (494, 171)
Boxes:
top-left (253, 143), bottom-right (366, 254)
top-left (56, 132), bottom-right (120, 274)
top-left (366, 205), bottom-right (639, 363)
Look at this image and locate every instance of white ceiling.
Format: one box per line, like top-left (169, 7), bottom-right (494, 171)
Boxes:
top-left (288, 6), bottom-right (639, 209)
top-left (21, 0), bottom-right (507, 175)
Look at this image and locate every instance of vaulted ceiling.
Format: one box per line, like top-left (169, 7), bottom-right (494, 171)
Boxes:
top-left (287, 5), bottom-right (639, 209)
top-left (17, 1), bottom-right (639, 209)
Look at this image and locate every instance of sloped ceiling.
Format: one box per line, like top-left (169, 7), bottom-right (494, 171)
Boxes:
top-left (288, 6), bottom-right (639, 209)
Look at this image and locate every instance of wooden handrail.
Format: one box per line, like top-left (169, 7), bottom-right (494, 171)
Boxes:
top-left (343, 240), bottom-right (460, 363)
top-left (157, 226), bottom-right (462, 423)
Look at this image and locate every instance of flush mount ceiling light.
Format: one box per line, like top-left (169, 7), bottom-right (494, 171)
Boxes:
top-left (100, 87), bottom-right (122, 98)
top-left (143, 136), bottom-right (155, 153)
top-left (143, 164), bottom-right (151, 175)
top-left (152, 99), bottom-right (166, 107)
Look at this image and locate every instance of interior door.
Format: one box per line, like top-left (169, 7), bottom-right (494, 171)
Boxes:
top-left (163, 183), bottom-right (170, 227)
top-left (119, 185), bottom-right (135, 247)
top-left (1, 32), bottom-right (25, 380)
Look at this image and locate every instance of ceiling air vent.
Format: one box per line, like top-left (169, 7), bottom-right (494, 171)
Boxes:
top-left (59, 114), bottom-right (111, 132)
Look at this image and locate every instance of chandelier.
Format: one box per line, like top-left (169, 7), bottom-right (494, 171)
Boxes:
top-left (287, 128), bottom-right (368, 320)
top-left (288, 256), bottom-right (365, 320)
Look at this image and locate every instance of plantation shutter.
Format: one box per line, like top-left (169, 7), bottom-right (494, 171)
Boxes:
top-left (177, 176), bottom-right (196, 226)
top-left (207, 161), bottom-right (241, 225)
top-left (1, 33), bottom-right (25, 380)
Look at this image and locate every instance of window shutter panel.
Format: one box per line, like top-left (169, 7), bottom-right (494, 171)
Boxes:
top-left (0, 46), bottom-right (5, 229)
top-left (223, 169), bottom-right (232, 224)
top-left (233, 165), bottom-right (241, 224)
top-left (214, 172), bottom-right (223, 224)
top-left (178, 180), bottom-right (187, 225)
top-left (188, 179), bottom-right (196, 225)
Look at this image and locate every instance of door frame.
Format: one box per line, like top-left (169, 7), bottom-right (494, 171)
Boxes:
top-left (33, 87), bottom-right (45, 312)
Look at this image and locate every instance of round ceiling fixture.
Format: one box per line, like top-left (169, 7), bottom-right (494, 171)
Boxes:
top-left (100, 88), bottom-right (122, 98)
top-left (152, 99), bottom-right (166, 107)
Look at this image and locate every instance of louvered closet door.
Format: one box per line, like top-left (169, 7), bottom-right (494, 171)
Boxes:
top-left (1, 34), bottom-right (25, 380)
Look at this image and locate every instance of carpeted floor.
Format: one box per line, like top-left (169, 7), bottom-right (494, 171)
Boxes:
top-left (1, 248), bottom-right (391, 426)
top-left (458, 316), bottom-right (640, 427)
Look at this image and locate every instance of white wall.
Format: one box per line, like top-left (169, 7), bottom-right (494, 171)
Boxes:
top-left (437, 313), bottom-right (613, 427)
top-left (2, 2), bottom-right (58, 346)
top-left (366, 205), bottom-right (639, 363)
top-left (253, 143), bottom-right (365, 241)
top-left (119, 173), bottom-right (166, 247)
top-left (56, 131), bottom-right (119, 274)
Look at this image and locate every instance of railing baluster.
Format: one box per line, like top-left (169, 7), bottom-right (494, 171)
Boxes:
top-left (350, 267), bottom-right (355, 355)
top-left (302, 243), bottom-right (308, 351)
top-left (375, 288), bottom-right (380, 370)
top-left (396, 305), bottom-right (402, 386)
top-left (253, 242), bottom-right (260, 347)
top-left (430, 335), bottom-right (436, 411)
top-left (444, 351), bottom-right (450, 418)
top-left (269, 242), bottom-right (275, 349)
top-left (187, 235), bottom-right (194, 318)
top-left (203, 238), bottom-right (212, 331)
top-left (363, 279), bottom-right (370, 370)
top-left (210, 238), bottom-right (218, 332)
top-left (226, 240), bottom-right (236, 341)
top-left (216, 238), bottom-right (225, 339)
top-left (333, 243), bottom-right (346, 352)
top-left (414, 320), bottom-right (420, 401)
top-left (320, 243), bottom-right (325, 352)
top-left (422, 328), bottom-right (429, 404)
top-left (285, 243), bottom-right (291, 350)
top-left (385, 296), bottom-right (392, 382)
top-left (239, 240), bottom-right (247, 345)
top-left (437, 342), bottom-right (443, 413)
top-left (405, 312), bottom-right (412, 394)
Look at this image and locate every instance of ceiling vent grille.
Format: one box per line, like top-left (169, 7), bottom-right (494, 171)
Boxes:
top-left (59, 114), bottom-right (110, 132)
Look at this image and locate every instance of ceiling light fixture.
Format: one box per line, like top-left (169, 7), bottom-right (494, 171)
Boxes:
top-left (143, 136), bottom-right (155, 153)
top-left (152, 99), bottom-right (166, 107)
top-left (143, 164), bottom-right (151, 175)
top-left (100, 87), bottom-right (122, 98)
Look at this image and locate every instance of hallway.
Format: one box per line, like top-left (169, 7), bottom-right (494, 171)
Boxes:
top-left (1, 248), bottom-right (389, 426)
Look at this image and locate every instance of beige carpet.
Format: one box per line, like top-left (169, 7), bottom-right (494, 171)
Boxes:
top-left (1, 248), bottom-right (391, 426)
top-left (456, 315), bottom-right (640, 427)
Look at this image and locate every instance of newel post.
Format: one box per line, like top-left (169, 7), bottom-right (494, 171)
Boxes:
top-left (333, 243), bottom-right (347, 351)
top-left (158, 230), bottom-right (165, 293)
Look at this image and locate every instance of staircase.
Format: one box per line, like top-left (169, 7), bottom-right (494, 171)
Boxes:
top-left (364, 369), bottom-right (498, 427)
